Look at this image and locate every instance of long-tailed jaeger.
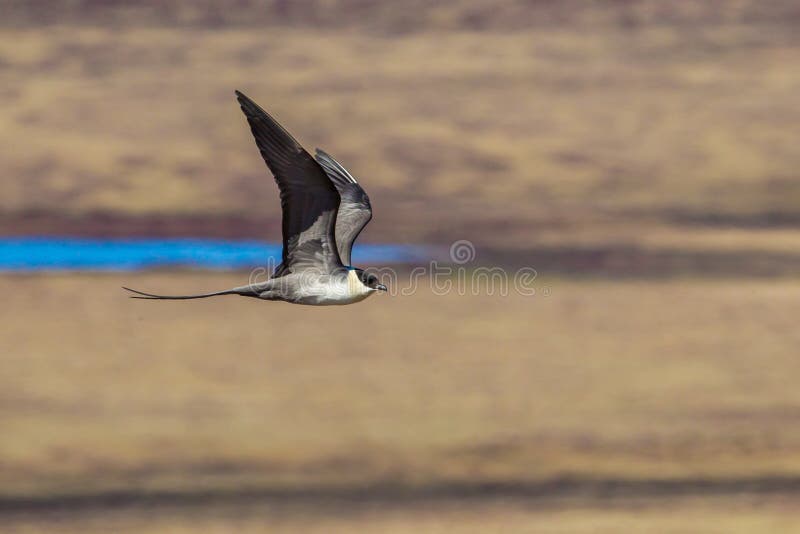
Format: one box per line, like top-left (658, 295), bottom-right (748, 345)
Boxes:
top-left (123, 90), bottom-right (387, 305)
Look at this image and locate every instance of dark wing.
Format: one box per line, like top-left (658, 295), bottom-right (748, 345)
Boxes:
top-left (235, 90), bottom-right (343, 275)
top-left (315, 149), bottom-right (372, 266)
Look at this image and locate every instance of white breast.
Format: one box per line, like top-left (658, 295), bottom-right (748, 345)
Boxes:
top-left (347, 269), bottom-right (373, 298)
top-left (292, 270), bottom-right (374, 305)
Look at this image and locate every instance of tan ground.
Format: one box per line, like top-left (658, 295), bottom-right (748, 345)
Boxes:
top-left (3, 273), bottom-right (800, 530)
top-left (5, 496), bottom-right (800, 534)
top-left (3, 274), bottom-right (800, 498)
top-left (3, 2), bottom-right (800, 531)
top-left (1, 1), bottom-right (799, 249)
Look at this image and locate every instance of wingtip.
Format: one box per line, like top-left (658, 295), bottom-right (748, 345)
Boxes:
top-left (234, 90), bottom-right (263, 117)
top-left (235, 90), bottom-right (252, 106)
top-left (314, 149), bottom-right (359, 185)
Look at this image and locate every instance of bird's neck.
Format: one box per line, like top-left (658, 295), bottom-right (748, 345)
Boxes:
top-left (346, 269), bottom-right (372, 296)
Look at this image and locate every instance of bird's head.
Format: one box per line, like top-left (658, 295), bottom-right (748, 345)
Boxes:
top-left (357, 269), bottom-right (388, 293)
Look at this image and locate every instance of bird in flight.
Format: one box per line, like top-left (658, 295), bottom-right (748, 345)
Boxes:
top-left (123, 90), bottom-right (387, 305)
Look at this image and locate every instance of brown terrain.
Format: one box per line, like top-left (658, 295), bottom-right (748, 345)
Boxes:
top-left (3, 273), bottom-right (800, 531)
top-left (2, 1), bottom-right (800, 531)
top-left (1, 1), bottom-right (799, 272)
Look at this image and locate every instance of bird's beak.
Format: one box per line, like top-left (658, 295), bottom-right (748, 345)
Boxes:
top-left (376, 284), bottom-right (388, 292)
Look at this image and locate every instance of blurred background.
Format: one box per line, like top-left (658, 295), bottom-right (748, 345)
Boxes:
top-left (2, 1), bottom-right (800, 532)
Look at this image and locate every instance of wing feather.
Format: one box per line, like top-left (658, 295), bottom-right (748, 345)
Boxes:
top-left (315, 149), bottom-right (372, 266)
top-left (235, 91), bottom-right (343, 274)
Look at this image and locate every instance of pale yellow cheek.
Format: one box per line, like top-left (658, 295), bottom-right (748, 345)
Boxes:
top-left (346, 270), bottom-right (371, 297)
top-left (346, 270), bottom-right (360, 296)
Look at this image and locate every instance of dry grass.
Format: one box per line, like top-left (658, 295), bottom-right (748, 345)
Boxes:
top-left (3, 273), bottom-right (800, 499)
top-left (3, 3), bottom-right (800, 530)
top-left (6, 497), bottom-right (800, 533)
top-left (0, 5), bottom-right (798, 249)
top-left (3, 273), bottom-right (800, 530)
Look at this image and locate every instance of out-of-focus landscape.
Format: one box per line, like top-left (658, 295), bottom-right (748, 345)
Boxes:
top-left (2, 1), bottom-right (800, 532)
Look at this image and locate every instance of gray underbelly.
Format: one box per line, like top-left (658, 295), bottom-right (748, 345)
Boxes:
top-left (291, 292), bottom-right (372, 306)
